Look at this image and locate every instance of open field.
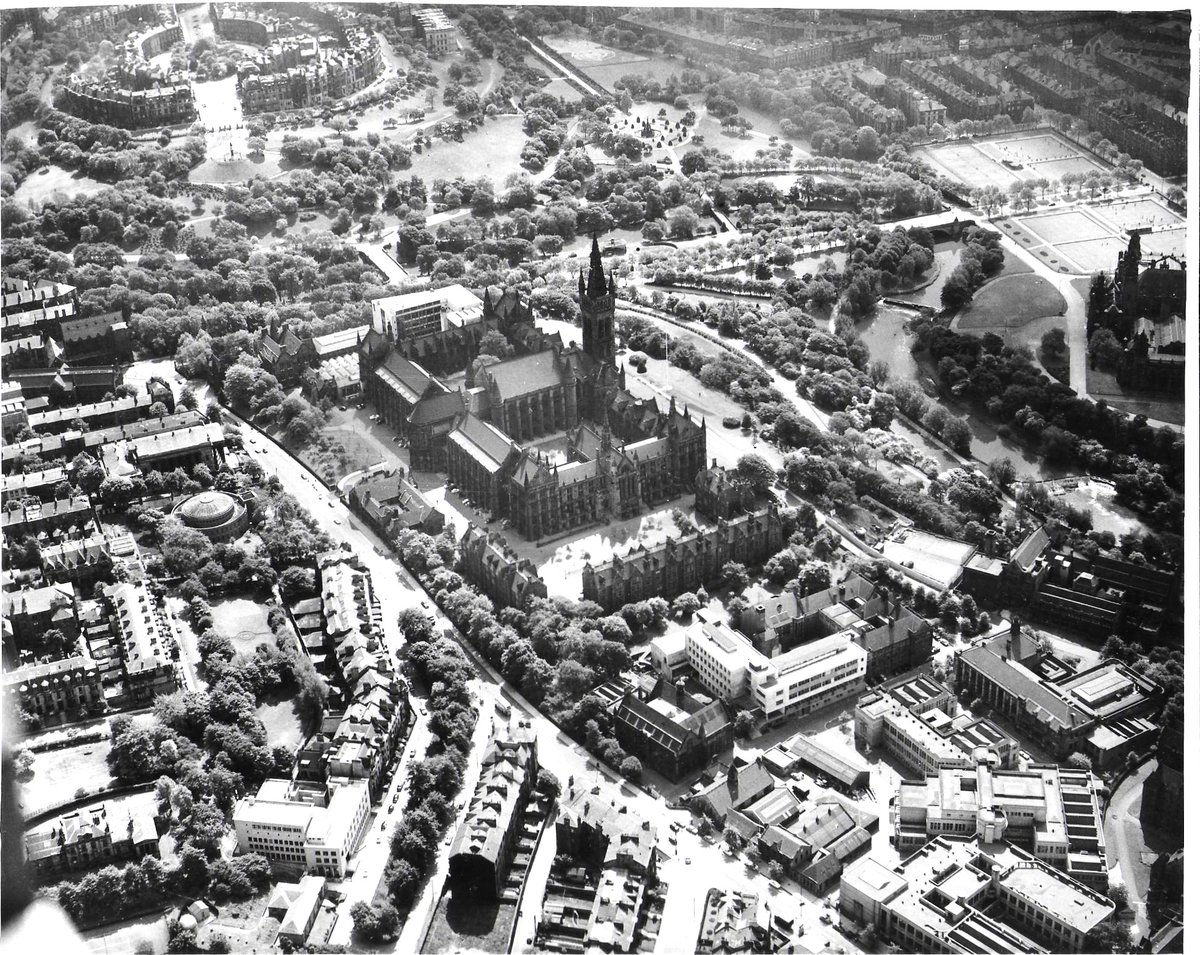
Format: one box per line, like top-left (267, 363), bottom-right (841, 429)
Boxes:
top-left (956, 274), bottom-right (1067, 331)
top-left (11, 164), bottom-right (109, 206)
top-left (425, 893), bottom-right (517, 954)
top-left (1052, 236), bottom-right (1129, 273)
top-left (256, 698), bottom-right (305, 751)
top-left (404, 115), bottom-right (528, 184)
top-left (547, 34), bottom-right (687, 89)
top-left (1142, 228), bottom-right (1187, 259)
top-left (18, 740), bottom-right (114, 816)
top-left (1086, 367), bottom-right (1186, 426)
top-left (915, 130), bottom-right (1107, 191)
top-left (1091, 197), bottom-right (1183, 233)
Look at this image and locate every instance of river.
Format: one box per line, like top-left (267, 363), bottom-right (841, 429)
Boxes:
top-left (855, 304), bottom-right (1148, 537)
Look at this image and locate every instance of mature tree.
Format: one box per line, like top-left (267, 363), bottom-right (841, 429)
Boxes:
top-left (735, 454), bottom-right (776, 495)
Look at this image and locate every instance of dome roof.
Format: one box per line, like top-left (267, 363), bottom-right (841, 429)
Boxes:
top-left (177, 490), bottom-right (238, 528)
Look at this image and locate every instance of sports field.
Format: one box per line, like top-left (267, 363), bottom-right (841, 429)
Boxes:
top-left (546, 35), bottom-right (690, 88)
top-left (1022, 210), bottom-right (1110, 245)
top-left (915, 130), bottom-right (1108, 191)
top-left (1015, 197), bottom-right (1186, 273)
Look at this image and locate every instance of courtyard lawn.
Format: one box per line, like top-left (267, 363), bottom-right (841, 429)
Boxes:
top-left (956, 274), bottom-right (1066, 332)
top-left (18, 740), bottom-right (114, 816)
top-left (537, 504), bottom-right (701, 597)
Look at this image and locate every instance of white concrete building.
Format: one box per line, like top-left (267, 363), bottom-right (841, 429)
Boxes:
top-left (233, 778), bottom-right (370, 878)
top-left (370, 284), bottom-right (482, 342)
top-left (893, 760), bottom-right (1107, 889)
top-left (840, 836), bottom-right (1113, 953)
top-left (682, 616), bottom-right (867, 721)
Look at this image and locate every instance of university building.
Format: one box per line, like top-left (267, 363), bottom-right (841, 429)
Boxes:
top-left (583, 505), bottom-right (786, 610)
top-left (360, 240), bottom-right (706, 541)
top-left (893, 758), bottom-right (1108, 889)
top-left (953, 628), bottom-right (1162, 768)
top-left (840, 837), bottom-right (1114, 953)
top-left (738, 575), bottom-right (932, 682)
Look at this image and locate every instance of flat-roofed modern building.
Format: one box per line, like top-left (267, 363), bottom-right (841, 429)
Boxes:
top-left (840, 836), bottom-right (1114, 953)
top-left (370, 285), bottom-right (484, 343)
top-left (955, 634), bottom-right (1163, 768)
top-left (684, 614), bottom-right (867, 723)
top-left (739, 575), bottom-right (932, 681)
top-left (855, 680), bottom-right (1019, 777)
top-left (893, 759), bottom-right (1108, 889)
top-left (232, 777), bottom-right (370, 878)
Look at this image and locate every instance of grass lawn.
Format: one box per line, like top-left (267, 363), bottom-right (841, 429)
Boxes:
top-left (956, 274), bottom-right (1066, 331)
top-left (423, 892), bottom-right (517, 954)
top-left (11, 164), bottom-right (110, 207)
top-left (197, 894), bottom-right (277, 952)
top-left (403, 115), bottom-right (528, 185)
top-left (19, 740), bottom-right (114, 815)
top-left (298, 406), bottom-right (409, 483)
top-left (1085, 367), bottom-right (1185, 426)
top-left (256, 697), bottom-right (305, 751)
top-left (211, 597), bottom-right (274, 654)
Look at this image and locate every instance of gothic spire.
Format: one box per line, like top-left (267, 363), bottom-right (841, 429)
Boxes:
top-left (586, 231), bottom-right (607, 298)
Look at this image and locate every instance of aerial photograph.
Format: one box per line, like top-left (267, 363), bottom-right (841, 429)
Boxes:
top-left (0, 3), bottom-right (1190, 954)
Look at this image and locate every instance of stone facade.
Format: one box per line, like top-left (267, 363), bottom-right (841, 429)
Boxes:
top-left (361, 239), bottom-right (706, 541)
top-left (583, 505), bottom-right (787, 610)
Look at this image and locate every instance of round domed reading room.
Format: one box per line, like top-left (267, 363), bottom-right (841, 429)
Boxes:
top-left (173, 490), bottom-right (249, 542)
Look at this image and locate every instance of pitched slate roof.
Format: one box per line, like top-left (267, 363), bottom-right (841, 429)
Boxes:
top-left (376, 352), bottom-right (438, 403)
top-left (449, 413), bottom-right (517, 473)
top-left (1011, 527), bottom-right (1049, 572)
top-left (407, 391), bottom-right (464, 426)
top-left (481, 351), bottom-right (564, 399)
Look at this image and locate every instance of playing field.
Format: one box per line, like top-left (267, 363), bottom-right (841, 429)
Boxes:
top-left (915, 130), bottom-right (1108, 191)
top-left (546, 35), bottom-right (688, 89)
top-left (1014, 197), bottom-right (1186, 274)
top-left (1053, 236), bottom-right (1130, 273)
top-left (1022, 210), bottom-right (1111, 245)
top-left (1142, 227), bottom-right (1186, 259)
top-left (1092, 198), bottom-right (1184, 234)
